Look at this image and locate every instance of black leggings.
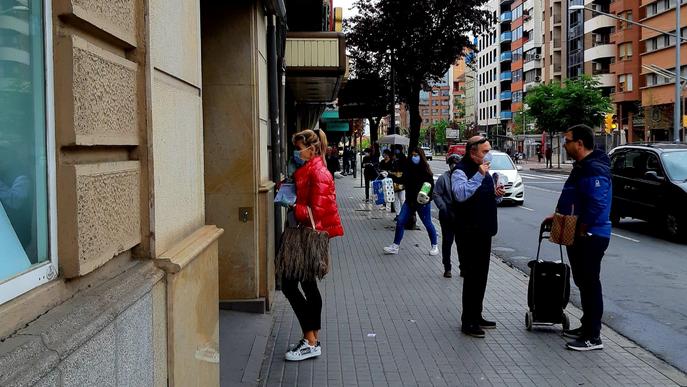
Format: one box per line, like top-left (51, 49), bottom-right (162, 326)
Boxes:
top-left (282, 278), bottom-right (322, 332)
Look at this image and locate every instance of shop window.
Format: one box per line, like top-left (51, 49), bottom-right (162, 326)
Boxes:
top-left (1, 0), bottom-right (56, 305)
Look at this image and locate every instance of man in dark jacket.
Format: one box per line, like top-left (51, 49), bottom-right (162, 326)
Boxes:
top-left (552, 124), bottom-right (612, 351)
top-left (433, 153), bottom-right (462, 278)
top-left (452, 136), bottom-right (505, 338)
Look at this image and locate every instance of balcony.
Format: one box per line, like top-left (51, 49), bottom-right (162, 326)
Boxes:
top-left (500, 0), bottom-right (514, 5)
top-left (584, 44), bottom-right (615, 62)
top-left (500, 31), bottom-right (512, 43)
top-left (596, 73), bottom-right (615, 88)
top-left (501, 11), bottom-right (512, 23)
top-left (500, 51), bottom-right (513, 62)
top-left (585, 14), bottom-right (615, 32)
top-left (501, 110), bottom-right (513, 120)
top-left (500, 71), bottom-right (512, 81)
top-left (500, 91), bottom-right (512, 101)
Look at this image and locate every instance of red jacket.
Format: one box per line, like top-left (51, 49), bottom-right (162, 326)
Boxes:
top-left (293, 156), bottom-right (344, 238)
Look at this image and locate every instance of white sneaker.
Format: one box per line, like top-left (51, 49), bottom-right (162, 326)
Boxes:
top-left (383, 244), bottom-right (399, 254)
top-left (429, 245), bottom-right (439, 256)
top-left (285, 339), bottom-right (321, 361)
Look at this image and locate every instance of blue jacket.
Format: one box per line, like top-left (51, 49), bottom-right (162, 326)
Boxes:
top-left (556, 149), bottom-right (613, 238)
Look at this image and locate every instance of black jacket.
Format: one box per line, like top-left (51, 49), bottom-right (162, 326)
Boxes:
top-left (453, 157), bottom-right (498, 236)
top-left (400, 159), bottom-right (434, 206)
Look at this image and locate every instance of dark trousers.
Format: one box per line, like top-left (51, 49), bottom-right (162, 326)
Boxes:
top-left (566, 235), bottom-right (609, 339)
top-left (456, 231), bottom-right (492, 326)
top-left (282, 278), bottom-right (322, 332)
top-left (439, 216), bottom-right (461, 272)
top-left (364, 178), bottom-right (371, 201)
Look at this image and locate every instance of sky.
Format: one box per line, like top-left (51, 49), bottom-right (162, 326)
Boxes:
top-left (333, 0), bottom-right (358, 19)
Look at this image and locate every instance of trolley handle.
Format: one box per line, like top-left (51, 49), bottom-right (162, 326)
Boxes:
top-left (535, 218), bottom-right (565, 264)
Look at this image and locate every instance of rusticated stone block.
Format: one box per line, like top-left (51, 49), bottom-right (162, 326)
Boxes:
top-left (55, 0), bottom-right (136, 47)
top-left (59, 161), bottom-right (141, 278)
top-left (55, 35), bottom-right (138, 146)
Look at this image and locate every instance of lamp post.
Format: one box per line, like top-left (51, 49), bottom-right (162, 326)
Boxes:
top-left (569, 4), bottom-right (684, 142)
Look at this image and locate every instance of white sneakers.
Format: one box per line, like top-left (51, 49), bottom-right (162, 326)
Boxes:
top-left (285, 338), bottom-right (321, 361)
top-left (384, 244), bottom-right (439, 256)
top-left (383, 244), bottom-right (400, 254)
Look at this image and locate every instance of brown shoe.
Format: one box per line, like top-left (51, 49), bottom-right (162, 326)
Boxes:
top-left (443, 270), bottom-right (452, 278)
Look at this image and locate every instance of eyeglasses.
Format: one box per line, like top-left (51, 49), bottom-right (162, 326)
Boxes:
top-left (564, 138), bottom-right (579, 144)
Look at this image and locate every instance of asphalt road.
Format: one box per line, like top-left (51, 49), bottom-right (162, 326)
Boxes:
top-left (428, 159), bottom-right (687, 374)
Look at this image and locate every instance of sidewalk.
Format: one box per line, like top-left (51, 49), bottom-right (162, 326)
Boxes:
top-left (224, 173), bottom-right (687, 386)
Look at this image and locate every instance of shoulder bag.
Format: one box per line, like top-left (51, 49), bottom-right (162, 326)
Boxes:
top-left (276, 207), bottom-right (330, 281)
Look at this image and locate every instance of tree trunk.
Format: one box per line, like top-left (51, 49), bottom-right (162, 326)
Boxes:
top-left (368, 116), bottom-right (380, 145)
top-left (407, 83), bottom-right (422, 150)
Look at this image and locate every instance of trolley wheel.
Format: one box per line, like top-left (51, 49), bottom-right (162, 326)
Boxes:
top-left (525, 311), bottom-right (533, 331)
top-left (562, 313), bottom-right (570, 331)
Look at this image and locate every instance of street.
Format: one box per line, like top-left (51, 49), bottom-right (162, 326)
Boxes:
top-left (428, 159), bottom-right (687, 374)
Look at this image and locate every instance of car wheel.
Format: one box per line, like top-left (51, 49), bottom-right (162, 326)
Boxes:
top-left (665, 213), bottom-right (685, 241)
top-left (610, 206), bottom-right (621, 226)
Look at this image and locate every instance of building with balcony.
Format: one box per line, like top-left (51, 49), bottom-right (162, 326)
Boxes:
top-left (420, 72), bottom-right (451, 128)
top-left (542, 0), bottom-right (566, 84)
top-left (610, 0), bottom-right (641, 142)
top-left (580, 0), bottom-right (616, 96)
top-left (477, 0), bottom-right (503, 135)
top-left (637, 0), bottom-right (687, 142)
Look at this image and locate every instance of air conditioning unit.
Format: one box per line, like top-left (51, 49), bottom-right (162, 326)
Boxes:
top-left (534, 54), bottom-right (542, 60)
top-left (535, 76), bottom-right (542, 82)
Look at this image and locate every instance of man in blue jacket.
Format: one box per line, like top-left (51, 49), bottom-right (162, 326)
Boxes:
top-left (552, 124), bottom-right (612, 351)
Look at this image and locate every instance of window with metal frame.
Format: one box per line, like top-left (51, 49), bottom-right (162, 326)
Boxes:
top-left (0, 0), bottom-right (57, 305)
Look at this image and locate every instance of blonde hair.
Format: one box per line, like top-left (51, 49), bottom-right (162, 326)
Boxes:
top-left (292, 129), bottom-right (328, 161)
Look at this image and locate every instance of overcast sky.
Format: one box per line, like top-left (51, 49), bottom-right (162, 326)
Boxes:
top-left (333, 0), bottom-right (358, 19)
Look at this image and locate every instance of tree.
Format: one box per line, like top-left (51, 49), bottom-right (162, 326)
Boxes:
top-left (525, 75), bottom-right (613, 133)
top-left (512, 109), bottom-right (536, 135)
top-left (346, 0), bottom-right (492, 149)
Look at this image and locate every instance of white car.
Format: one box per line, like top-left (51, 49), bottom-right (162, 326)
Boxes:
top-left (422, 146), bottom-right (433, 160)
top-left (488, 151), bottom-right (525, 205)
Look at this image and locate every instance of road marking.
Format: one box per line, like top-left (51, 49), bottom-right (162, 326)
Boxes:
top-left (527, 185), bottom-right (561, 194)
top-left (518, 206), bottom-right (535, 211)
top-left (520, 173), bottom-right (566, 181)
top-left (611, 232), bottom-right (640, 243)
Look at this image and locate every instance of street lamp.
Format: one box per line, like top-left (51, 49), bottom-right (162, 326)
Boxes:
top-left (569, 3), bottom-right (684, 143)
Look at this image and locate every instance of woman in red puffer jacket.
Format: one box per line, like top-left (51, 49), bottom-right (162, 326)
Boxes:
top-left (283, 128), bottom-right (343, 362)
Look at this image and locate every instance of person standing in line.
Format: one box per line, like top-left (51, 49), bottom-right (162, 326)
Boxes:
top-left (362, 148), bottom-right (378, 203)
top-left (382, 147), bottom-right (438, 256)
top-left (452, 136), bottom-right (505, 338)
top-left (552, 124), bottom-right (612, 351)
top-left (342, 146), bottom-right (352, 175)
top-left (545, 146), bottom-right (553, 168)
top-left (379, 149), bottom-right (393, 173)
top-left (283, 129), bottom-right (344, 361)
top-left (432, 153), bottom-right (463, 278)
top-left (389, 145), bottom-right (406, 216)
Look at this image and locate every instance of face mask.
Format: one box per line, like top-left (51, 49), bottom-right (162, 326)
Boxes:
top-left (394, 149), bottom-right (400, 154)
top-left (412, 155), bottom-right (421, 165)
top-left (293, 150), bottom-right (305, 166)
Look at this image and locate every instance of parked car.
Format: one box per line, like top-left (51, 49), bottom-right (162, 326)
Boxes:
top-left (489, 151), bottom-right (525, 205)
top-left (608, 143), bottom-right (687, 241)
top-left (421, 146), bottom-right (433, 160)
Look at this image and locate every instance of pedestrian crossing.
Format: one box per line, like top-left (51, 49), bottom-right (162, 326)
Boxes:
top-left (520, 173), bottom-right (567, 182)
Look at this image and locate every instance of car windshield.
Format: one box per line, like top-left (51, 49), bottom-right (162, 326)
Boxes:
top-left (490, 154), bottom-right (515, 170)
top-left (661, 151), bottom-right (687, 181)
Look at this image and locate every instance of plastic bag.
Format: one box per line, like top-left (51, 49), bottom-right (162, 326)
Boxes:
top-left (274, 183), bottom-right (297, 207)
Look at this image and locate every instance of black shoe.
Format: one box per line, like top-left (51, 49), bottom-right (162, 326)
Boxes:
top-left (479, 318), bottom-right (496, 329)
top-left (443, 270), bottom-right (452, 278)
top-left (461, 324), bottom-right (485, 338)
top-left (566, 337), bottom-right (603, 351)
top-left (562, 326), bottom-right (584, 339)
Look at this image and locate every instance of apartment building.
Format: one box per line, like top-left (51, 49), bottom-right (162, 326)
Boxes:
top-left (542, 0), bottom-right (566, 83)
top-left (638, 0), bottom-right (687, 142)
top-left (452, 59), bottom-right (467, 122)
top-left (610, 0), bottom-right (641, 142)
top-left (420, 72), bottom-right (451, 128)
top-left (477, 0), bottom-right (502, 136)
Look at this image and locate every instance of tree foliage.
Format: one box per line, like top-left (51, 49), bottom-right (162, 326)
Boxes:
top-left (345, 0), bottom-right (492, 149)
top-left (525, 75), bottom-right (613, 133)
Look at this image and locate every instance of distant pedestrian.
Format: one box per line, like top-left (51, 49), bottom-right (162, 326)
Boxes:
top-left (382, 147), bottom-right (438, 256)
top-left (545, 147), bottom-right (553, 168)
top-left (432, 153), bottom-right (463, 278)
top-left (452, 136), bottom-right (505, 338)
top-left (362, 148), bottom-right (378, 202)
top-left (537, 149), bottom-right (543, 163)
top-left (389, 145), bottom-right (407, 215)
top-left (379, 149), bottom-right (393, 173)
top-left (283, 129), bottom-right (344, 361)
top-left (342, 146), bottom-right (353, 175)
top-left (551, 124), bottom-right (612, 351)
top-left (326, 147), bottom-right (340, 177)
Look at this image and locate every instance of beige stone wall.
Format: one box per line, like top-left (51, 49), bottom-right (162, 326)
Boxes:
top-left (149, 0), bottom-right (205, 256)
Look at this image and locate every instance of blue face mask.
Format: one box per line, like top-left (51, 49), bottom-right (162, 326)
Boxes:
top-left (293, 150), bottom-right (305, 166)
top-left (412, 155), bottom-right (421, 165)
top-left (394, 149), bottom-right (401, 154)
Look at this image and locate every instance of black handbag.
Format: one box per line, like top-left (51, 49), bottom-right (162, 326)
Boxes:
top-left (276, 207), bottom-right (330, 281)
